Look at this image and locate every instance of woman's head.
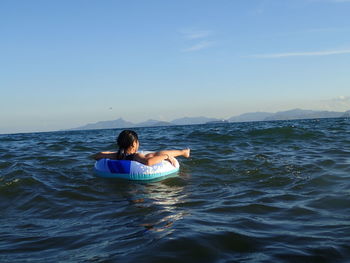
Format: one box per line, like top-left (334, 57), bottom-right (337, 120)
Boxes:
top-left (116, 130), bottom-right (139, 153)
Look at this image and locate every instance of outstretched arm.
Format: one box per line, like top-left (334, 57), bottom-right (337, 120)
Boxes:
top-left (134, 149), bottom-right (190, 166)
top-left (145, 149), bottom-right (190, 159)
top-left (133, 152), bottom-right (170, 166)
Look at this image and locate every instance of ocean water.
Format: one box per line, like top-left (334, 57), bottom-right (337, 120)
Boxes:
top-left (1, 118), bottom-right (350, 262)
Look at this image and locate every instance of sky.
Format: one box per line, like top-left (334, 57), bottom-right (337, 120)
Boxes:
top-left (1, 0), bottom-right (350, 134)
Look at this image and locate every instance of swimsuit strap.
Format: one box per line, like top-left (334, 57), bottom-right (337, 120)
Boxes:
top-left (124, 153), bottom-right (136, 161)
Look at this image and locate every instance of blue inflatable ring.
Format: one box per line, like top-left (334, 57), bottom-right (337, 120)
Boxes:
top-left (94, 157), bottom-right (179, 180)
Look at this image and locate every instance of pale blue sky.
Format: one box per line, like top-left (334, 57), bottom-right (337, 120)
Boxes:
top-left (1, 0), bottom-right (350, 134)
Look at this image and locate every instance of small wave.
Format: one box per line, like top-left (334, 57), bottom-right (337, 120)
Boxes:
top-left (248, 126), bottom-right (324, 141)
top-left (187, 130), bottom-right (240, 142)
top-left (1, 118), bottom-right (350, 262)
top-left (129, 231), bottom-right (261, 263)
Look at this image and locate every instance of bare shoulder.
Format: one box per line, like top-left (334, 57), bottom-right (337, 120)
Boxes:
top-left (132, 153), bottom-right (147, 165)
top-left (134, 152), bottom-right (145, 159)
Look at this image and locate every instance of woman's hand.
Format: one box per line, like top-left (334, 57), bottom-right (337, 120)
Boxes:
top-left (166, 155), bottom-right (177, 167)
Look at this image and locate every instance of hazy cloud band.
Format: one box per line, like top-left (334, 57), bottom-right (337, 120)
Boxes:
top-left (250, 49), bottom-right (350, 58)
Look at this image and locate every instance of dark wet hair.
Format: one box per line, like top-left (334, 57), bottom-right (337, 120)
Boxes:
top-left (116, 130), bottom-right (138, 159)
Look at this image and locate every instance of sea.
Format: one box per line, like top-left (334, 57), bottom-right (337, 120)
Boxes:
top-left (1, 118), bottom-right (350, 263)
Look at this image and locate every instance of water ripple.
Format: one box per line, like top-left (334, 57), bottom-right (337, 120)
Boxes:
top-left (1, 118), bottom-right (350, 262)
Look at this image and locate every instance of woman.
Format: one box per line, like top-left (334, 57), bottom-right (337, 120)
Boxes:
top-left (92, 130), bottom-right (190, 166)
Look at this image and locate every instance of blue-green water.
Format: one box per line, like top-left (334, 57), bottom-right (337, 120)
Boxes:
top-left (1, 118), bottom-right (350, 262)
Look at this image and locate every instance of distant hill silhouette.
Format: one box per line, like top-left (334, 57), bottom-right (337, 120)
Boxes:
top-left (228, 112), bottom-right (274, 122)
top-left (69, 109), bottom-right (349, 131)
top-left (71, 118), bottom-right (134, 130)
top-left (343, 110), bottom-right (350, 117)
top-left (263, 109), bottom-right (344, 121)
top-left (229, 109), bottom-right (345, 122)
top-left (135, 119), bottom-right (172, 127)
top-left (170, 116), bottom-right (220, 125)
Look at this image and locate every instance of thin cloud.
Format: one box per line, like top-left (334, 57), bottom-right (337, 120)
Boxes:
top-left (183, 30), bottom-right (211, 40)
top-left (182, 40), bottom-right (215, 52)
top-left (180, 28), bottom-right (215, 52)
top-left (250, 48), bottom-right (350, 58)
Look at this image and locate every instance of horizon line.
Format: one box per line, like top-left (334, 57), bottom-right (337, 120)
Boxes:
top-left (4, 107), bottom-right (350, 135)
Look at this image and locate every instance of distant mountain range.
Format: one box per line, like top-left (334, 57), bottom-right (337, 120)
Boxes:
top-left (70, 116), bottom-right (217, 130)
top-left (70, 109), bottom-right (350, 131)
